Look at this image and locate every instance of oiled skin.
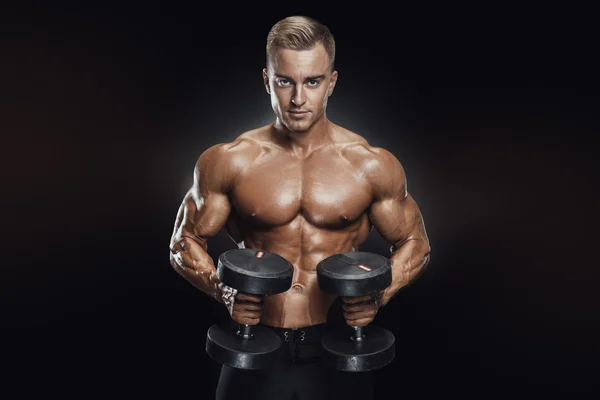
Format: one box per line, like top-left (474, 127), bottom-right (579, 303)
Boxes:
top-left (169, 122), bottom-right (431, 329)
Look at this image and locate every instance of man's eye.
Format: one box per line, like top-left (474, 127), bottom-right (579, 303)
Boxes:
top-left (277, 79), bottom-right (290, 86)
top-left (308, 80), bottom-right (319, 86)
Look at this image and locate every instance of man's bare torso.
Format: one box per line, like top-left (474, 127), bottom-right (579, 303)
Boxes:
top-left (221, 122), bottom-right (381, 329)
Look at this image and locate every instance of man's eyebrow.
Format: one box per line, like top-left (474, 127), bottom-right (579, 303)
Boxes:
top-left (274, 74), bottom-right (326, 81)
top-left (274, 73), bottom-right (292, 80)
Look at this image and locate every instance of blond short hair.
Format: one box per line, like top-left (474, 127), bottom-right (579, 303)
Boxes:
top-left (266, 16), bottom-right (336, 72)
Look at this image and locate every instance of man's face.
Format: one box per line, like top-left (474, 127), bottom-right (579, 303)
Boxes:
top-left (263, 43), bottom-right (338, 133)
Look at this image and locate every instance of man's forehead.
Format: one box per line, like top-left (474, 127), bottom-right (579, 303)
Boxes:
top-left (271, 45), bottom-right (330, 76)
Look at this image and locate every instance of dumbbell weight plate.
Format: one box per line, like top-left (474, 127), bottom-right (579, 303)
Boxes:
top-left (317, 252), bottom-right (392, 297)
top-left (217, 248), bottom-right (294, 295)
top-left (205, 248), bottom-right (294, 370)
top-left (206, 322), bottom-right (282, 369)
top-left (317, 251), bottom-right (395, 372)
top-left (321, 325), bottom-right (395, 372)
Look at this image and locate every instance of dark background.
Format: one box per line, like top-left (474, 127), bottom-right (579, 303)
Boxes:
top-left (3, 2), bottom-right (599, 398)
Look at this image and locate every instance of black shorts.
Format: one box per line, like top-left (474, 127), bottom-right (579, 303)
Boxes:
top-left (215, 322), bottom-right (374, 400)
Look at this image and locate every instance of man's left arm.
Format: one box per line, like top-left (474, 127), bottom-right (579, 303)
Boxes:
top-left (341, 147), bottom-right (431, 326)
top-left (366, 147), bottom-right (431, 307)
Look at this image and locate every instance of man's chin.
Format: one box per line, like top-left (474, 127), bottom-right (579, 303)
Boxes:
top-left (283, 119), bottom-right (311, 133)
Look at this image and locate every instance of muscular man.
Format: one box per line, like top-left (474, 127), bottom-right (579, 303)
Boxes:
top-left (169, 15), bottom-right (431, 400)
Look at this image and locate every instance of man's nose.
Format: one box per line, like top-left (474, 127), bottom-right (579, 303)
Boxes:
top-left (291, 85), bottom-right (306, 106)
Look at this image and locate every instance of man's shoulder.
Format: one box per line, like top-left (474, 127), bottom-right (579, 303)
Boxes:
top-left (192, 128), bottom-right (270, 192)
top-left (198, 127), bottom-right (269, 166)
top-left (330, 124), bottom-right (369, 147)
top-left (330, 124), bottom-right (406, 199)
top-left (330, 124), bottom-right (400, 168)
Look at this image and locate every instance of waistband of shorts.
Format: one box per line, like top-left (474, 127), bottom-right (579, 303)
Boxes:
top-left (260, 323), bottom-right (327, 345)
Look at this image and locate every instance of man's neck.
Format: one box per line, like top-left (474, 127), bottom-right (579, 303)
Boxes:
top-left (272, 116), bottom-right (332, 159)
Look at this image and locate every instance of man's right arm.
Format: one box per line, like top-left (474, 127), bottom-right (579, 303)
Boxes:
top-left (169, 143), bottom-right (234, 304)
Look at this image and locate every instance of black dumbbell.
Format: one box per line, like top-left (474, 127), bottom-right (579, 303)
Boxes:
top-left (205, 248), bottom-right (293, 370)
top-left (317, 251), bottom-right (395, 372)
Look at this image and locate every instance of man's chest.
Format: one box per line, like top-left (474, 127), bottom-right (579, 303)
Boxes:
top-left (229, 154), bottom-right (373, 227)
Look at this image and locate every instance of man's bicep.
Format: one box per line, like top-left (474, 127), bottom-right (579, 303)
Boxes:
top-left (179, 188), bottom-right (232, 241)
top-left (171, 145), bottom-right (234, 247)
top-left (368, 193), bottom-right (422, 247)
top-left (366, 147), bottom-right (424, 247)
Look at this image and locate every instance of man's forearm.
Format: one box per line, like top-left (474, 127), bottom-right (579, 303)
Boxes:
top-left (169, 236), bottom-right (223, 304)
top-left (380, 236), bottom-right (431, 307)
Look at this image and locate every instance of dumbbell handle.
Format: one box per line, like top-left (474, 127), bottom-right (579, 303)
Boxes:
top-left (236, 323), bottom-right (254, 340)
top-left (351, 326), bottom-right (365, 341)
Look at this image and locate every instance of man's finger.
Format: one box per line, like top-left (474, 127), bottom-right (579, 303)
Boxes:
top-left (233, 316), bottom-right (261, 325)
top-left (236, 293), bottom-right (263, 302)
top-left (346, 318), bottom-right (373, 327)
top-left (233, 310), bottom-right (263, 319)
top-left (237, 302), bottom-right (264, 311)
top-left (341, 301), bottom-right (376, 313)
top-left (342, 295), bottom-right (372, 304)
top-left (344, 309), bottom-right (377, 321)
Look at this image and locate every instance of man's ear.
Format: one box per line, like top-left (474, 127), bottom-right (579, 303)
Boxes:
top-left (262, 68), bottom-right (270, 94)
top-left (328, 70), bottom-right (338, 97)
